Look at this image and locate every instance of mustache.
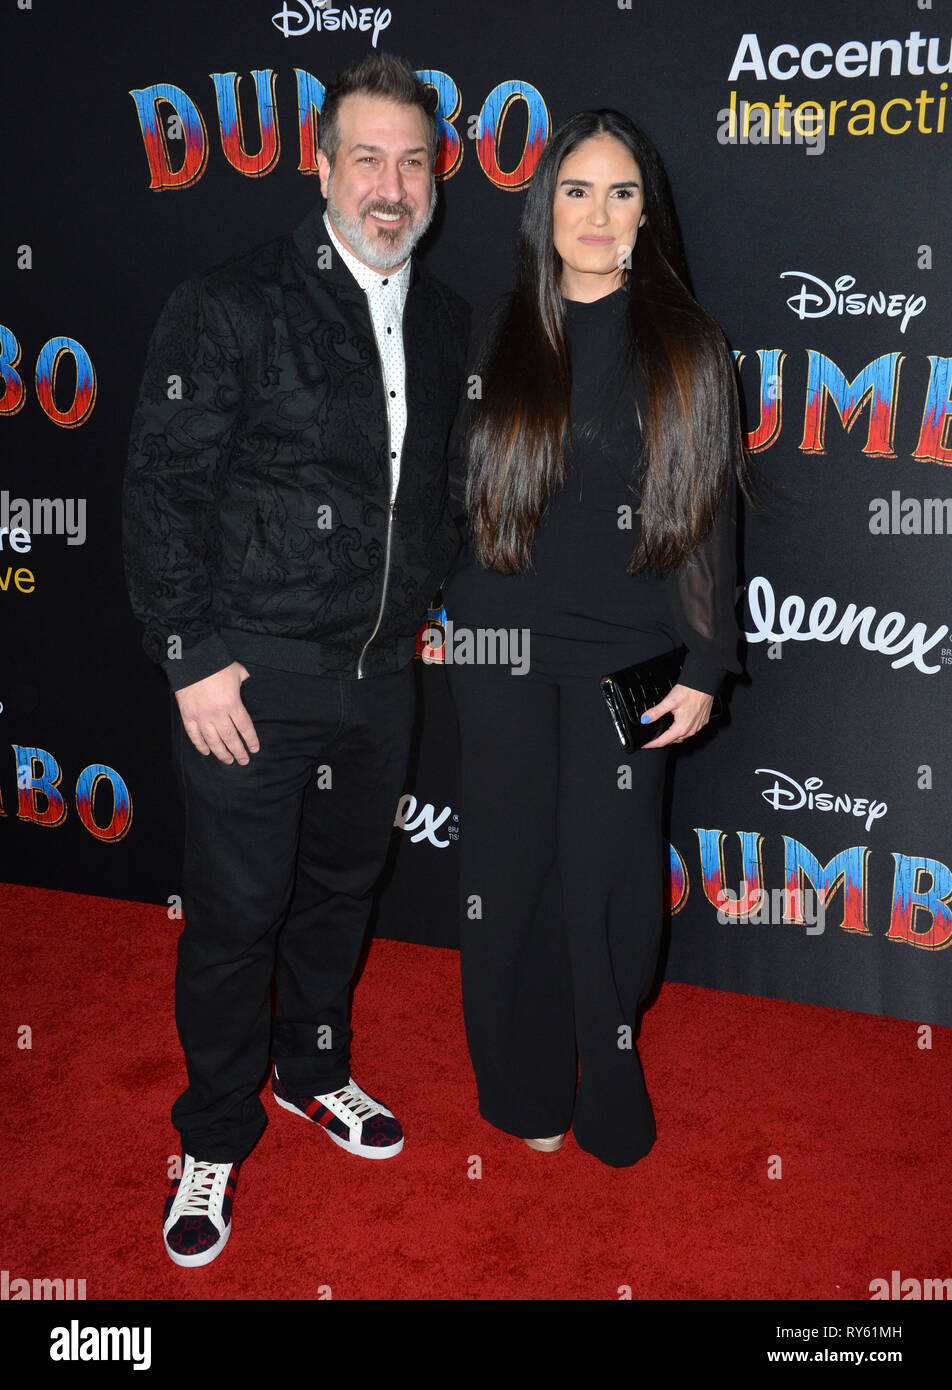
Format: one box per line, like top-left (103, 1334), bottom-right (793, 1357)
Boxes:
top-left (362, 200), bottom-right (412, 218)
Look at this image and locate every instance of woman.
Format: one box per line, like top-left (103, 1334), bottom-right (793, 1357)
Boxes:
top-left (442, 109), bottom-right (757, 1168)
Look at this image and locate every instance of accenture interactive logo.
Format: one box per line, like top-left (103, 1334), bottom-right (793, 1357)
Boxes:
top-left (271, 2), bottom-right (393, 46)
top-left (718, 28), bottom-right (952, 154)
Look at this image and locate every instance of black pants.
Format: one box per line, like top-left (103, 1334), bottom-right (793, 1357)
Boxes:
top-left (446, 657), bottom-right (671, 1168)
top-left (169, 659), bottom-right (415, 1162)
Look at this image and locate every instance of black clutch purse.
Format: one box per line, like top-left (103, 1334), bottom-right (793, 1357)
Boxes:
top-left (600, 645), bottom-right (723, 750)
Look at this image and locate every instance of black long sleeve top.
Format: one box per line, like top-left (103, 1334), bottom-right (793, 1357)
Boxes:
top-left (443, 286), bottom-right (742, 695)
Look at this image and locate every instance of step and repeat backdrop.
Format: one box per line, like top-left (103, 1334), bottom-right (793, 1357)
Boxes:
top-left (2, 0), bottom-right (951, 1026)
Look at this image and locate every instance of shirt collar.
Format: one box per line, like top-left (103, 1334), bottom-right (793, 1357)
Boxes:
top-left (322, 211), bottom-right (412, 296)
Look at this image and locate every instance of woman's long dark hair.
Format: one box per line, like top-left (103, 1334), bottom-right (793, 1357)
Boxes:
top-left (466, 109), bottom-right (756, 575)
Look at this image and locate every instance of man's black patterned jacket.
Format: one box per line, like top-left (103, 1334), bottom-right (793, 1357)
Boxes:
top-left (122, 202), bottom-right (470, 691)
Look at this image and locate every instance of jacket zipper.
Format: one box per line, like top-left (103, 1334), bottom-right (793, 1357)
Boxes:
top-left (357, 495), bottom-right (396, 678)
top-left (357, 321), bottom-right (399, 678)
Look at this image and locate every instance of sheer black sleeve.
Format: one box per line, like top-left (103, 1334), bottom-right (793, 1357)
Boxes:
top-left (664, 473), bottom-right (743, 697)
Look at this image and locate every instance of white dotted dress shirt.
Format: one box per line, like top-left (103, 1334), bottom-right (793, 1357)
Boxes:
top-left (323, 211), bottom-right (410, 506)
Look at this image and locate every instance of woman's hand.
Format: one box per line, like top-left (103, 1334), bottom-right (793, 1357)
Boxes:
top-left (639, 683), bottom-right (714, 749)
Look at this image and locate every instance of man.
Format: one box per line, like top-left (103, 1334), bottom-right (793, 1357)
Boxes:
top-left (123, 52), bottom-right (469, 1267)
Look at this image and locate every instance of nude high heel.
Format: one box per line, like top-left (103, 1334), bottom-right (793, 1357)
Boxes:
top-left (523, 1134), bottom-right (565, 1152)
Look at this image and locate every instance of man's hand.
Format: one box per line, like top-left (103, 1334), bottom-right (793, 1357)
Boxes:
top-left (174, 662), bottom-right (260, 765)
top-left (639, 683), bottom-right (714, 749)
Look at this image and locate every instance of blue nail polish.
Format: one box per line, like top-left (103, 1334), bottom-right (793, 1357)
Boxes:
top-left (640, 713), bottom-right (651, 724)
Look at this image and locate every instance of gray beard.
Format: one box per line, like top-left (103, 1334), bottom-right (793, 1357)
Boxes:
top-left (326, 177), bottom-right (437, 271)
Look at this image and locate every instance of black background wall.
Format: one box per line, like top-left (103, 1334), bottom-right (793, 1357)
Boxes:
top-left (3, 0), bottom-right (951, 1026)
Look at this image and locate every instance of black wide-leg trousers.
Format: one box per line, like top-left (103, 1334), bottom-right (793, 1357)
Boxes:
top-left (168, 659), bottom-right (415, 1163)
top-left (445, 657), bottom-right (671, 1168)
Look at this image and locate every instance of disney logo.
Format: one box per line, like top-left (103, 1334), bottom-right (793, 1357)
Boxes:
top-left (394, 793), bottom-right (454, 848)
top-left (272, 3), bottom-right (392, 46)
top-left (755, 768), bottom-right (886, 831)
top-left (780, 271), bottom-right (926, 334)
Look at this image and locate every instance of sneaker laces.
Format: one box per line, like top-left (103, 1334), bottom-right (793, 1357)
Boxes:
top-left (170, 1160), bottom-right (231, 1219)
top-left (323, 1083), bottom-right (382, 1122)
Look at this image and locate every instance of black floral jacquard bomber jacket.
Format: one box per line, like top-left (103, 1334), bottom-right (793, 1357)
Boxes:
top-left (122, 202), bottom-right (471, 691)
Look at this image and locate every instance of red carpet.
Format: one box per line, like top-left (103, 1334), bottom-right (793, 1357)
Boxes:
top-left (1, 882), bottom-right (949, 1301)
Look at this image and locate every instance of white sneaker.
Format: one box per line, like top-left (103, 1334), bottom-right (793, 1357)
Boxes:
top-left (162, 1154), bottom-right (239, 1267)
top-left (272, 1067), bottom-right (404, 1158)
